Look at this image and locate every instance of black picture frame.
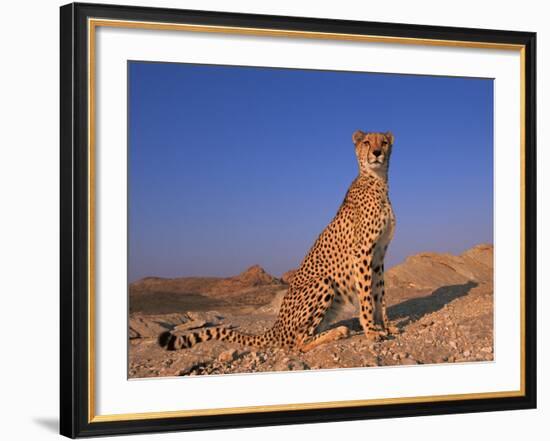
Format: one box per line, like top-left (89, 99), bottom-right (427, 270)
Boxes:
top-left (60, 2), bottom-right (537, 438)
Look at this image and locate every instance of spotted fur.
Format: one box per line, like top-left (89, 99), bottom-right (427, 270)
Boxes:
top-left (159, 131), bottom-right (397, 352)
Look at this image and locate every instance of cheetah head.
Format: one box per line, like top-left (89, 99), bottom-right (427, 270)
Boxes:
top-left (352, 131), bottom-right (394, 177)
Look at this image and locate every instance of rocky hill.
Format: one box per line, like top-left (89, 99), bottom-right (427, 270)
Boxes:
top-left (128, 244), bottom-right (493, 378)
top-left (129, 265), bottom-right (283, 315)
top-left (131, 264), bottom-right (281, 296)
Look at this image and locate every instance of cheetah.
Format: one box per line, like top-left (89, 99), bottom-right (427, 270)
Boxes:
top-left (159, 130), bottom-right (397, 352)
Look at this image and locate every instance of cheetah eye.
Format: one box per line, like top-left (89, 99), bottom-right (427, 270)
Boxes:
top-left (382, 141), bottom-right (388, 146)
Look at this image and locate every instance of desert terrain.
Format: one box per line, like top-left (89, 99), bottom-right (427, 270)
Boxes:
top-left (128, 244), bottom-right (493, 378)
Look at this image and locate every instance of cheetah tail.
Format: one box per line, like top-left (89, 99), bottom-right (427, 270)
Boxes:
top-left (158, 326), bottom-right (276, 350)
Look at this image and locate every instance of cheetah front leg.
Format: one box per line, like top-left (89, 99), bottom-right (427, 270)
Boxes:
top-left (372, 262), bottom-right (399, 335)
top-left (353, 251), bottom-right (382, 340)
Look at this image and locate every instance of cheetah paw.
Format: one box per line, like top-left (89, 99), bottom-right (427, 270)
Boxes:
top-left (365, 330), bottom-right (385, 341)
top-left (385, 325), bottom-right (401, 335)
top-left (334, 325), bottom-right (351, 339)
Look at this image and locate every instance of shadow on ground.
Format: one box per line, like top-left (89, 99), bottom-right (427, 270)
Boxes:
top-left (388, 281), bottom-right (478, 326)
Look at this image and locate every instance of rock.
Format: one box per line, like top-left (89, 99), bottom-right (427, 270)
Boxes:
top-left (400, 358), bottom-right (418, 365)
top-left (463, 350), bottom-right (471, 357)
top-left (449, 341), bottom-right (458, 350)
top-left (268, 355), bottom-right (309, 372)
top-left (218, 349), bottom-right (238, 363)
top-left (172, 312), bottom-right (223, 332)
top-left (129, 313), bottom-right (189, 339)
top-left (249, 351), bottom-right (265, 363)
top-left (287, 359), bottom-right (309, 371)
top-left (186, 311), bottom-right (224, 323)
top-left (174, 319), bottom-right (208, 331)
top-left (231, 265), bottom-right (281, 287)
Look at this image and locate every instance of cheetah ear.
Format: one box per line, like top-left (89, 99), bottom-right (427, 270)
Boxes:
top-left (385, 132), bottom-right (394, 145)
top-left (352, 130), bottom-right (365, 144)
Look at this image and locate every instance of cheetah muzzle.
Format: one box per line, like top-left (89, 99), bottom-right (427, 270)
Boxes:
top-left (159, 130), bottom-right (398, 352)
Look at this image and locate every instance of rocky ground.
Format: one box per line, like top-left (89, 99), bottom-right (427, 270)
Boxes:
top-left (128, 244), bottom-right (493, 378)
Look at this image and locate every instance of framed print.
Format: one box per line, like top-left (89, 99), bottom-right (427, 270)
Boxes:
top-left (60, 2), bottom-right (537, 438)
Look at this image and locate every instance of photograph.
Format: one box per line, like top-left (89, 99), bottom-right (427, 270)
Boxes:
top-left (127, 61), bottom-right (495, 378)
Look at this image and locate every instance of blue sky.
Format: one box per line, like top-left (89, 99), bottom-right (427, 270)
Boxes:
top-left (129, 61), bottom-right (493, 282)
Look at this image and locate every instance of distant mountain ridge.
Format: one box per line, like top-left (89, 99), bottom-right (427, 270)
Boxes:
top-left (130, 264), bottom-right (282, 297)
top-left (131, 244), bottom-right (493, 304)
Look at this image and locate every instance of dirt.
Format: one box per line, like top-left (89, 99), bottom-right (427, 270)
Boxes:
top-left (128, 244), bottom-right (493, 378)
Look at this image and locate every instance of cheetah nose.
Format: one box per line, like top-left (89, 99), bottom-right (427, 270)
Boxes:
top-left (372, 150), bottom-right (382, 157)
